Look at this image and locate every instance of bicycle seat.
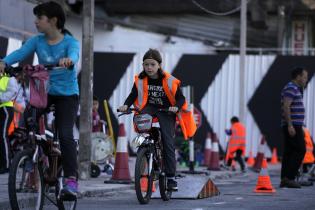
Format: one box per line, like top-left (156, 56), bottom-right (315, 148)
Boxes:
top-left (46, 104), bottom-right (55, 113)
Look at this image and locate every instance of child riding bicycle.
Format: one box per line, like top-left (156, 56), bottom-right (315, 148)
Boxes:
top-left (118, 49), bottom-right (197, 191)
top-left (0, 1), bottom-right (80, 199)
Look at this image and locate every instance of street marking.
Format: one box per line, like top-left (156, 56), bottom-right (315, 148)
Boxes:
top-left (213, 202), bottom-right (226, 205)
top-left (235, 197), bottom-right (244, 200)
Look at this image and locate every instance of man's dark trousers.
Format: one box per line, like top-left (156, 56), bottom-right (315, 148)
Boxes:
top-left (281, 125), bottom-right (306, 180)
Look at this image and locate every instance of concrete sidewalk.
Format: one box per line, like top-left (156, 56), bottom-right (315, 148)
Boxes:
top-left (0, 172), bottom-right (133, 210)
top-left (0, 164), bottom-right (249, 210)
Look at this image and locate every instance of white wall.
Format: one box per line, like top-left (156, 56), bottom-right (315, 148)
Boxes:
top-left (201, 55), bottom-right (276, 157)
top-left (3, 13), bottom-right (315, 158)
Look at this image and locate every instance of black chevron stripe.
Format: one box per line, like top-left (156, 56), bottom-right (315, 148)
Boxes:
top-left (93, 52), bottom-right (135, 141)
top-left (248, 56), bottom-right (315, 155)
top-left (171, 54), bottom-right (228, 150)
top-left (0, 36), bottom-right (8, 59)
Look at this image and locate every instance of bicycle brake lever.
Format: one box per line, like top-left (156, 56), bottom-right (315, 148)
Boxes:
top-left (118, 113), bottom-right (125, 117)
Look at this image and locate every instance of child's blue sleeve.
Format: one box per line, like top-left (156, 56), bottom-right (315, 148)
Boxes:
top-left (67, 38), bottom-right (80, 64)
top-left (3, 36), bottom-right (37, 65)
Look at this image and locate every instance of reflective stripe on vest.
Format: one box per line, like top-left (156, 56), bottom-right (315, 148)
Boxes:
top-left (0, 101), bottom-right (13, 108)
top-left (136, 78), bottom-right (144, 109)
top-left (163, 73), bottom-right (179, 106)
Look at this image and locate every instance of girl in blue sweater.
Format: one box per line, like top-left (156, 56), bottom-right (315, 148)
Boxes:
top-left (0, 1), bottom-right (80, 199)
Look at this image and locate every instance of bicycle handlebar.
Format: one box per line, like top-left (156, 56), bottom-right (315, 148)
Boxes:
top-left (4, 64), bottom-right (74, 77)
top-left (117, 107), bottom-right (172, 117)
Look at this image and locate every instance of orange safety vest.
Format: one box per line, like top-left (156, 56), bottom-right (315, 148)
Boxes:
top-left (133, 71), bottom-right (197, 140)
top-left (303, 127), bottom-right (315, 164)
top-left (227, 122), bottom-right (246, 157)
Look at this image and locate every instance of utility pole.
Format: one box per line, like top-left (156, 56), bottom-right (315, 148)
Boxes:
top-left (79, 0), bottom-right (94, 180)
top-left (239, 0), bottom-right (247, 123)
top-left (277, 6), bottom-right (285, 51)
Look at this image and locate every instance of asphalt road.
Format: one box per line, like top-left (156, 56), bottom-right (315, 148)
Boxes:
top-left (44, 169), bottom-right (315, 210)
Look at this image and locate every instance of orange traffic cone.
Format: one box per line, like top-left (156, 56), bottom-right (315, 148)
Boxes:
top-left (253, 158), bottom-right (276, 193)
top-left (247, 151), bottom-right (255, 167)
top-left (207, 133), bottom-right (220, 171)
top-left (270, 148), bottom-right (279, 165)
top-left (140, 177), bottom-right (156, 192)
top-left (110, 123), bottom-right (131, 183)
top-left (203, 133), bottom-right (212, 166)
top-left (252, 136), bottom-right (266, 172)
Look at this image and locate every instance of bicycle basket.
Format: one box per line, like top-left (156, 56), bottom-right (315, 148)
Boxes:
top-left (24, 65), bottom-right (49, 108)
top-left (133, 113), bottom-right (153, 132)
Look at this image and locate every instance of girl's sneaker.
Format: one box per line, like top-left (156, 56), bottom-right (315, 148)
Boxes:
top-left (61, 178), bottom-right (78, 200)
top-left (167, 179), bottom-right (178, 191)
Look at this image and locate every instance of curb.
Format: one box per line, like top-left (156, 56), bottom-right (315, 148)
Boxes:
top-left (78, 185), bottom-right (134, 198)
top-left (0, 185), bottom-right (134, 210)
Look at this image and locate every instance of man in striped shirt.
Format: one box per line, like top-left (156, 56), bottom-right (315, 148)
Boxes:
top-left (280, 67), bottom-right (308, 188)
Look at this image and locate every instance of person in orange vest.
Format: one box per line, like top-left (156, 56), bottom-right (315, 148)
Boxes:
top-left (118, 49), bottom-right (197, 191)
top-left (302, 127), bottom-right (314, 176)
top-left (0, 73), bottom-right (19, 174)
top-left (8, 73), bottom-right (26, 136)
top-left (225, 116), bottom-right (246, 172)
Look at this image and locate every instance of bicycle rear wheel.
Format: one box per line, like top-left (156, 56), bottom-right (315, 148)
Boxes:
top-left (8, 148), bottom-right (44, 210)
top-left (135, 147), bottom-right (153, 204)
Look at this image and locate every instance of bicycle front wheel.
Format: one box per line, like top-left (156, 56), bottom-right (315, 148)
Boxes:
top-left (134, 147), bottom-right (153, 204)
top-left (8, 148), bottom-right (44, 210)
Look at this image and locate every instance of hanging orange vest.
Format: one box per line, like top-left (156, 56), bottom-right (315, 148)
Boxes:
top-left (8, 102), bottom-right (24, 136)
top-left (133, 71), bottom-right (197, 140)
top-left (303, 127), bottom-right (315, 164)
top-left (227, 122), bottom-right (246, 158)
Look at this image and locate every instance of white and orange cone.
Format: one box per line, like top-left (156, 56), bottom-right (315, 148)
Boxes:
top-left (270, 148), bottom-right (279, 165)
top-left (207, 133), bottom-right (220, 171)
top-left (203, 132), bottom-right (212, 166)
top-left (252, 136), bottom-right (266, 172)
top-left (253, 158), bottom-right (276, 193)
top-left (246, 151), bottom-right (255, 167)
top-left (111, 123), bottom-right (131, 183)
